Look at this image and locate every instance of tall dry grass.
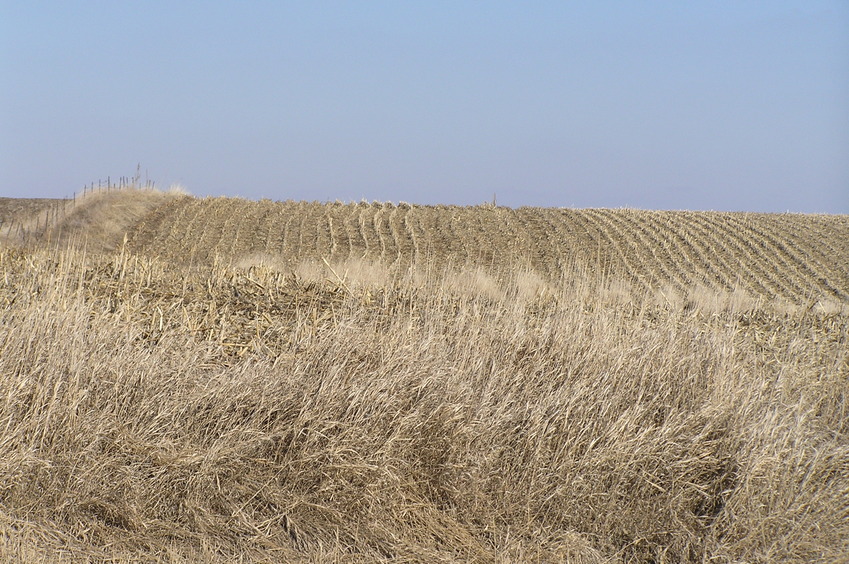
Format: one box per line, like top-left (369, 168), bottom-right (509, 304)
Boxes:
top-left (0, 246), bottom-right (847, 562)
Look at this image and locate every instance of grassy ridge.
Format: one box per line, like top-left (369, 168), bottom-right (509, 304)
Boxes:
top-left (0, 241), bottom-right (847, 562)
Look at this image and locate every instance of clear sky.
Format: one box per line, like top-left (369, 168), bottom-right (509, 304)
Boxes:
top-left (2, 1), bottom-right (847, 212)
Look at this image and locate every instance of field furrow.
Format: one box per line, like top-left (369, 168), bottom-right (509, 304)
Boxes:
top-left (582, 209), bottom-right (656, 294)
top-left (246, 200), bottom-right (273, 256)
top-left (521, 208), bottom-right (563, 277)
top-left (619, 209), bottom-right (690, 292)
top-left (797, 216), bottom-right (847, 271)
top-left (689, 213), bottom-right (790, 300)
top-left (757, 214), bottom-right (849, 300)
top-left (478, 207), bottom-right (506, 271)
top-left (185, 198), bottom-right (218, 261)
top-left (431, 206), bottom-right (467, 269)
top-left (375, 203), bottom-right (395, 263)
top-left (276, 202), bottom-right (299, 265)
top-left (485, 207), bottom-right (522, 273)
top-left (225, 200), bottom-right (254, 259)
top-left (484, 207), bottom-right (512, 271)
top-left (249, 201), bottom-right (276, 257)
top-left (806, 216), bottom-right (849, 287)
top-left (172, 198), bottom-right (213, 261)
top-left (645, 210), bottom-right (738, 293)
top-left (512, 208), bottom-right (556, 275)
top-left (357, 204), bottom-right (381, 261)
top-left (292, 201), bottom-right (309, 260)
top-left (672, 212), bottom-right (741, 291)
top-left (718, 213), bottom-right (818, 301)
top-left (602, 209), bottom-right (689, 295)
top-left (539, 208), bottom-right (573, 276)
top-left (325, 204), bottom-right (344, 262)
top-left (540, 208), bottom-right (591, 274)
top-left (757, 215), bottom-right (848, 300)
top-left (648, 212), bottom-right (714, 287)
top-left (389, 204), bottom-right (416, 268)
top-left (263, 204), bottom-right (288, 256)
top-left (157, 197), bottom-right (199, 258)
top-left (164, 198), bottom-right (205, 259)
top-left (209, 199), bottom-right (241, 262)
top-left (563, 209), bottom-right (619, 280)
top-left (401, 206), bottom-right (422, 265)
top-left (680, 212), bottom-right (776, 299)
top-left (341, 204), bottom-right (365, 259)
top-left (125, 196), bottom-right (188, 255)
top-left (411, 206), bottom-right (443, 269)
top-left (453, 207), bottom-right (489, 269)
top-left (311, 202), bottom-right (332, 260)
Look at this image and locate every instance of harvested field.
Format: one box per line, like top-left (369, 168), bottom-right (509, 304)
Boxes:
top-left (0, 190), bottom-right (847, 562)
top-left (0, 197), bottom-right (67, 235)
top-left (0, 197), bottom-right (66, 223)
top-left (121, 196), bottom-right (849, 305)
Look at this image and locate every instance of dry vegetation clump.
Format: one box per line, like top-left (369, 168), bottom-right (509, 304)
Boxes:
top-left (0, 245), bottom-right (847, 563)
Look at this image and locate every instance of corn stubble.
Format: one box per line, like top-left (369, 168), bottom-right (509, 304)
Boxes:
top-left (0, 196), bottom-right (847, 562)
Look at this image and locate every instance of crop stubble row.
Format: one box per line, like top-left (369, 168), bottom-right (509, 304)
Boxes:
top-left (124, 197), bottom-right (848, 305)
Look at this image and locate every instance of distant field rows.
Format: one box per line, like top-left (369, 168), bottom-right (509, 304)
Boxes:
top-left (123, 196), bottom-right (849, 304)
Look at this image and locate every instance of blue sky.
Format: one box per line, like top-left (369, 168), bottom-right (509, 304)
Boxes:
top-left (2, 1), bottom-right (847, 212)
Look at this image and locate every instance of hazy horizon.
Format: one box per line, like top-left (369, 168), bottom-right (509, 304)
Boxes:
top-left (2, 2), bottom-right (847, 213)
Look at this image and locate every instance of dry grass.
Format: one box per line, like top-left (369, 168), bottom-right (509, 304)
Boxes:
top-left (0, 198), bottom-right (66, 225)
top-left (0, 241), bottom-right (847, 563)
top-left (0, 188), bottom-right (177, 254)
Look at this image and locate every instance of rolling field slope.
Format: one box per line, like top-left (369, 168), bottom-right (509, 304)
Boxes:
top-left (1, 189), bottom-right (847, 562)
top-left (4, 191), bottom-right (847, 307)
top-left (124, 196), bottom-right (849, 305)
